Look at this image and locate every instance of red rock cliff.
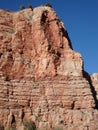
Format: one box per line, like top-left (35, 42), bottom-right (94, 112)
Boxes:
top-left (0, 6), bottom-right (83, 80)
top-left (0, 6), bottom-right (98, 130)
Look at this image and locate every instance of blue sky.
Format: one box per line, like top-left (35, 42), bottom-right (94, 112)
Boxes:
top-left (0, 0), bottom-right (98, 75)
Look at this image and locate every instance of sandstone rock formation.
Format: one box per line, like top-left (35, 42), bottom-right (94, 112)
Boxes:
top-left (91, 73), bottom-right (98, 108)
top-left (0, 6), bottom-right (98, 130)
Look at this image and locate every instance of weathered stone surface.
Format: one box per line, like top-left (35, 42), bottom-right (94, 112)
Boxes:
top-left (0, 6), bottom-right (98, 130)
top-left (91, 73), bottom-right (98, 103)
top-left (0, 7), bottom-right (83, 80)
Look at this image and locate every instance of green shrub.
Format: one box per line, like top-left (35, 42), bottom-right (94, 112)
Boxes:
top-left (5, 126), bottom-right (16, 130)
top-left (5, 9), bottom-right (10, 12)
top-left (45, 3), bottom-right (52, 8)
top-left (53, 127), bottom-right (63, 130)
top-left (20, 5), bottom-right (25, 10)
top-left (28, 4), bottom-right (33, 10)
top-left (9, 28), bottom-right (15, 34)
top-left (23, 120), bottom-right (36, 130)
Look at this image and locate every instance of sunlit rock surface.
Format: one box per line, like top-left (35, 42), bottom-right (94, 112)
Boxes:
top-left (0, 6), bottom-right (98, 130)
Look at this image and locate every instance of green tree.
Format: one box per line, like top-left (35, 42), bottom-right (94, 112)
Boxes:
top-left (23, 120), bottom-right (36, 130)
top-left (20, 5), bottom-right (25, 10)
top-left (28, 4), bottom-right (33, 10)
top-left (45, 3), bottom-right (52, 8)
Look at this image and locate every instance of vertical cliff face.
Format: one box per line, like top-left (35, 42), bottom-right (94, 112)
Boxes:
top-left (0, 6), bottom-right (83, 80)
top-left (0, 6), bottom-right (98, 130)
top-left (91, 73), bottom-right (98, 107)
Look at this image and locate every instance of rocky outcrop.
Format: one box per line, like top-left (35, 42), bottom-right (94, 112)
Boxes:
top-left (91, 73), bottom-right (98, 107)
top-left (0, 7), bottom-right (83, 80)
top-left (0, 74), bottom-right (97, 130)
top-left (0, 6), bottom-right (98, 130)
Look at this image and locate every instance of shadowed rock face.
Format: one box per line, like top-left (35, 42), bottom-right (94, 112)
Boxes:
top-left (0, 6), bottom-right (98, 130)
top-left (91, 73), bottom-right (98, 108)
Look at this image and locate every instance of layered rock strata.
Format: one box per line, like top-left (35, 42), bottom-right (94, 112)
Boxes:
top-left (0, 6), bottom-right (98, 130)
top-left (91, 73), bottom-right (98, 107)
